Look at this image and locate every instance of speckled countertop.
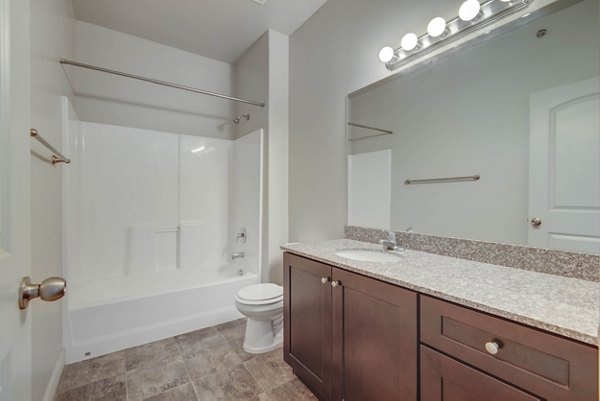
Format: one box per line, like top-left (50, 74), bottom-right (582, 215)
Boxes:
top-left (281, 239), bottom-right (600, 346)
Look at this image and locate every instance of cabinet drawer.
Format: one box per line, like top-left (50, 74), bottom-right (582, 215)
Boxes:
top-left (421, 345), bottom-right (542, 401)
top-left (420, 295), bottom-right (598, 401)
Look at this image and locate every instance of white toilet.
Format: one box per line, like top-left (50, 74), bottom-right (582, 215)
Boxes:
top-left (234, 283), bottom-right (284, 353)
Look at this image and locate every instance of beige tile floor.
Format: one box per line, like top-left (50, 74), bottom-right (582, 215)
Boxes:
top-left (54, 319), bottom-right (317, 401)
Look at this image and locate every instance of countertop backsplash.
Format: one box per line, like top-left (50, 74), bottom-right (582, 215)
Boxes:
top-left (345, 226), bottom-right (599, 282)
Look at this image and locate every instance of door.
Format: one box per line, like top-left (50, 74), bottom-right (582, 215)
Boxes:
top-left (283, 253), bottom-right (332, 401)
top-left (529, 78), bottom-right (600, 253)
top-left (331, 267), bottom-right (417, 401)
top-left (0, 0), bottom-right (32, 400)
top-left (421, 346), bottom-right (542, 401)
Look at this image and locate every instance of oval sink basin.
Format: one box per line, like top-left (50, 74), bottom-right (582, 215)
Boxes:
top-left (334, 249), bottom-right (402, 263)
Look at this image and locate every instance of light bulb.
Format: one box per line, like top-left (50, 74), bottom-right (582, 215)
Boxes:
top-left (459, 0), bottom-right (481, 21)
top-left (400, 33), bottom-right (418, 51)
top-left (378, 46), bottom-right (395, 63)
top-left (427, 17), bottom-right (446, 37)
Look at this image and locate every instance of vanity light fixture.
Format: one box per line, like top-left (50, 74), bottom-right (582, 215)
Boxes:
top-left (459, 0), bottom-right (481, 21)
top-left (379, 0), bottom-right (532, 71)
top-left (427, 17), bottom-right (447, 37)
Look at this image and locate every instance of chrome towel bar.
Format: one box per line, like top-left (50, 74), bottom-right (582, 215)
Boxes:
top-left (404, 175), bottom-right (480, 184)
top-left (30, 129), bottom-right (70, 165)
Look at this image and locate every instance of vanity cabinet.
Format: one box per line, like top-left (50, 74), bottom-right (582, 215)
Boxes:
top-left (283, 252), bottom-right (598, 401)
top-left (420, 296), bottom-right (598, 401)
top-left (283, 252), bottom-right (418, 401)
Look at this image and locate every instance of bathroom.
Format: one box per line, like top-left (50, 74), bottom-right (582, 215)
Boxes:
top-left (0, 0), bottom-right (598, 400)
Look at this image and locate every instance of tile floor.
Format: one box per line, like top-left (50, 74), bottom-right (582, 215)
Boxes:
top-left (54, 319), bottom-right (317, 401)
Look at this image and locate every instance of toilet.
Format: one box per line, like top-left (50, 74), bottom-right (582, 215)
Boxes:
top-left (234, 283), bottom-right (284, 353)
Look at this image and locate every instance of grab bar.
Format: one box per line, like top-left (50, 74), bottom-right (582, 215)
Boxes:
top-left (30, 129), bottom-right (70, 165)
top-left (404, 175), bottom-right (480, 184)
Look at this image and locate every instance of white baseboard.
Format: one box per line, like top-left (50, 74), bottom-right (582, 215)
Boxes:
top-left (42, 350), bottom-right (65, 401)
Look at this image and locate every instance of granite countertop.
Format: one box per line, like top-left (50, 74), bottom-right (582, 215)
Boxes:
top-left (281, 239), bottom-right (600, 346)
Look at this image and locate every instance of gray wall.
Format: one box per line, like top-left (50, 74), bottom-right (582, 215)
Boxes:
top-left (29, 0), bottom-right (74, 399)
top-left (288, 0), bottom-right (446, 242)
top-left (73, 21), bottom-right (236, 139)
top-left (235, 31), bottom-right (289, 284)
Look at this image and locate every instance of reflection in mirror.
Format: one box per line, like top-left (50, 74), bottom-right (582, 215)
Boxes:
top-left (347, 0), bottom-right (599, 254)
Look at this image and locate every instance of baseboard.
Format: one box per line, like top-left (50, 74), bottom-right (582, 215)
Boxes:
top-left (42, 349), bottom-right (65, 401)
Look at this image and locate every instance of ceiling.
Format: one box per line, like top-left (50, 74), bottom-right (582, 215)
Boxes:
top-left (71, 0), bottom-right (328, 63)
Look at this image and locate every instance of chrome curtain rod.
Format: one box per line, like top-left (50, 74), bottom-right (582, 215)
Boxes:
top-left (405, 175), bottom-right (480, 184)
top-left (30, 129), bottom-right (70, 165)
top-left (60, 58), bottom-right (266, 108)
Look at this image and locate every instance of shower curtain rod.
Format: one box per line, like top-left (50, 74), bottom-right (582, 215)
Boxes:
top-left (60, 58), bottom-right (266, 108)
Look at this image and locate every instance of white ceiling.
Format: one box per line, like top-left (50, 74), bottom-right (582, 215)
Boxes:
top-left (71, 0), bottom-right (328, 63)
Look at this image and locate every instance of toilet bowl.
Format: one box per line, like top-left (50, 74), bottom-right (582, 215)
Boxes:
top-left (234, 283), bottom-right (283, 353)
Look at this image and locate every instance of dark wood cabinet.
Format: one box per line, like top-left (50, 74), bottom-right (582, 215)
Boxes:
top-left (421, 346), bottom-right (543, 401)
top-left (283, 252), bottom-right (599, 401)
top-left (283, 253), bottom-right (332, 401)
top-left (420, 295), bottom-right (598, 401)
top-left (283, 253), bottom-right (418, 401)
top-left (331, 267), bottom-right (417, 401)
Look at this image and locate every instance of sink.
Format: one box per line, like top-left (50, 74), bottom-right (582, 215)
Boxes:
top-left (334, 249), bottom-right (403, 263)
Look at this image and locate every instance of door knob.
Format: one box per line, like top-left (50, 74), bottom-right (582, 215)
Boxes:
top-left (321, 277), bottom-right (330, 284)
top-left (331, 280), bottom-right (341, 288)
top-left (530, 217), bottom-right (542, 227)
top-left (18, 276), bottom-right (66, 310)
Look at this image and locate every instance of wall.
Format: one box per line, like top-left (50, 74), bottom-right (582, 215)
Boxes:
top-left (72, 21), bottom-right (236, 139)
top-left (288, 0), bottom-right (562, 243)
top-left (235, 30), bottom-right (289, 284)
top-left (29, 0), bottom-right (74, 400)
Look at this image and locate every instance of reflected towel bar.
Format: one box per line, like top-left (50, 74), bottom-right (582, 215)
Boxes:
top-left (404, 175), bottom-right (480, 184)
top-left (30, 129), bottom-right (70, 165)
top-left (347, 122), bottom-right (393, 135)
top-left (60, 58), bottom-right (265, 108)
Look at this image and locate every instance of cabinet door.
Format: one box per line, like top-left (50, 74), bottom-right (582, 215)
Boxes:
top-left (421, 346), bottom-right (543, 401)
top-left (331, 268), bottom-right (417, 401)
top-left (283, 253), bottom-right (332, 400)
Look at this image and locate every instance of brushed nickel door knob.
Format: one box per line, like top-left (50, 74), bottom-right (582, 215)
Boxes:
top-left (331, 280), bottom-right (341, 288)
top-left (321, 277), bottom-right (329, 284)
top-left (18, 276), bottom-right (66, 310)
top-left (530, 217), bottom-right (542, 227)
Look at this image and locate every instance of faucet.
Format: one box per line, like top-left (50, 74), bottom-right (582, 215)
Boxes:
top-left (235, 227), bottom-right (247, 244)
top-left (231, 251), bottom-right (245, 260)
top-left (379, 231), bottom-right (404, 252)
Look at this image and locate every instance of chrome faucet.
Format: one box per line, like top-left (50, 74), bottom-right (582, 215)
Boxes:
top-left (379, 231), bottom-right (404, 252)
top-left (235, 227), bottom-right (247, 244)
top-left (231, 251), bottom-right (245, 260)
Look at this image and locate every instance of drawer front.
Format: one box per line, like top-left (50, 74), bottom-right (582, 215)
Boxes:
top-left (420, 296), bottom-right (598, 401)
top-left (421, 345), bottom-right (542, 401)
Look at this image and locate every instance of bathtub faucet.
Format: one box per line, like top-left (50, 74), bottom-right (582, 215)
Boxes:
top-left (231, 252), bottom-right (245, 260)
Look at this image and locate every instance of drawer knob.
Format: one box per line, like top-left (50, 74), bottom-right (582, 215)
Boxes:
top-left (485, 340), bottom-right (502, 355)
top-left (321, 277), bottom-right (329, 284)
top-left (331, 280), bottom-right (341, 288)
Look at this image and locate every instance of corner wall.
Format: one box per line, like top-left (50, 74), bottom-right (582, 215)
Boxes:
top-left (29, 0), bottom-right (75, 400)
top-left (235, 30), bottom-right (289, 284)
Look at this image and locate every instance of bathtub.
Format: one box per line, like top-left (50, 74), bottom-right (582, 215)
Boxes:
top-left (63, 268), bottom-right (259, 363)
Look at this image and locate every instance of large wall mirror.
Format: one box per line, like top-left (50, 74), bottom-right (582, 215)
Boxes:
top-left (346, 0), bottom-right (599, 254)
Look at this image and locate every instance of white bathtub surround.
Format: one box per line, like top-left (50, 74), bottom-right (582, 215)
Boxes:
top-left (62, 102), bottom-right (264, 362)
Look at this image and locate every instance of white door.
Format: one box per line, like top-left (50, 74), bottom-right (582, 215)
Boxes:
top-left (0, 0), bottom-right (33, 400)
top-left (529, 77), bottom-right (600, 253)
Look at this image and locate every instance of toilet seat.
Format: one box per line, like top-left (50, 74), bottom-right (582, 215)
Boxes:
top-left (235, 283), bottom-right (283, 306)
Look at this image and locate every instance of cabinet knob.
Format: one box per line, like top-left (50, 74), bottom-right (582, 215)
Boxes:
top-left (321, 277), bottom-right (329, 284)
top-left (485, 340), bottom-right (502, 355)
top-left (331, 280), bottom-right (341, 288)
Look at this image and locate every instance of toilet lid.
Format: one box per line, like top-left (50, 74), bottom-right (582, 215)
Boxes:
top-left (237, 283), bottom-right (283, 302)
